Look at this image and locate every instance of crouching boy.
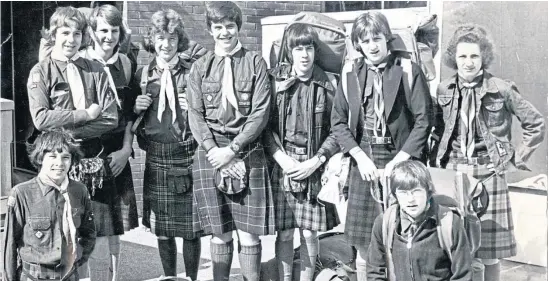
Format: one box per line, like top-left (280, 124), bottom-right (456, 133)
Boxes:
top-left (2, 130), bottom-right (96, 281)
top-left (366, 160), bottom-right (472, 281)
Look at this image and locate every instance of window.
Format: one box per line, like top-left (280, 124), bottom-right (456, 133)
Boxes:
top-left (324, 1), bottom-right (427, 12)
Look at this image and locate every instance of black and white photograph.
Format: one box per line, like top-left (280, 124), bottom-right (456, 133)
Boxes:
top-left (0, 1), bottom-right (546, 281)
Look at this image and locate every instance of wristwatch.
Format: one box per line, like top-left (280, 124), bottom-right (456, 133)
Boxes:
top-left (229, 142), bottom-right (241, 154)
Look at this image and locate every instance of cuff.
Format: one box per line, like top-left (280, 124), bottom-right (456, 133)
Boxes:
top-left (348, 146), bottom-right (363, 157)
top-left (202, 138), bottom-right (218, 152)
top-left (74, 109), bottom-right (89, 125)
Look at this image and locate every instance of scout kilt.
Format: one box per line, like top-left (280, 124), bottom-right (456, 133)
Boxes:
top-left (142, 139), bottom-right (198, 239)
top-left (88, 131), bottom-right (140, 237)
top-left (271, 143), bottom-right (339, 232)
top-left (20, 260), bottom-right (79, 281)
top-left (446, 152), bottom-right (517, 259)
top-left (345, 140), bottom-right (397, 248)
top-left (192, 132), bottom-right (276, 236)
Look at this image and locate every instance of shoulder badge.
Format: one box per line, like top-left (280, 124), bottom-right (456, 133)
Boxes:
top-left (7, 196), bottom-right (16, 207)
top-left (29, 72), bottom-right (41, 89)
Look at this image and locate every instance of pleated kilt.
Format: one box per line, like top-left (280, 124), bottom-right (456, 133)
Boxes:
top-left (142, 139), bottom-right (198, 239)
top-left (271, 144), bottom-right (340, 232)
top-left (446, 156), bottom-right (517, 259)
top-left (192, 132), bottom-right (275, 236)
top-left (92, 131), bottom-right (139, 237)
top-left (345, 141), bottom-right (397, 248)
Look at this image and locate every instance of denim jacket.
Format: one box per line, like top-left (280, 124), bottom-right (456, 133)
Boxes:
top-left (431, 72), bottom-right (545, 174)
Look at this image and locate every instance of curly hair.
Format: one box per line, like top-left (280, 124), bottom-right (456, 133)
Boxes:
top-left (46, 6), bottom-right (88, 45)
top-left (205, 1), bottom-right (242, 31)
top-left (282, 23), bottom-right (319, 65)
top-left (443, 24), bottom-right (495, 70)
top-left (87, 4), bottom-right (128, 50)
top-left (142, 9), bottom-right (189, 54)
top-left (27, 129), bottom-right (83, 170)
top-left (350, 11), bottom-right (393, 55)
top-left (389, 160), bottom-right (435, 199)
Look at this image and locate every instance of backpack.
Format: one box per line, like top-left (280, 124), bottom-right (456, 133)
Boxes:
top-left (131, 64), bottom-right (150, 150)
top-left (381, 167), bottom-right (490, 281)
top-left (293, 232), bottom-right (356, 281)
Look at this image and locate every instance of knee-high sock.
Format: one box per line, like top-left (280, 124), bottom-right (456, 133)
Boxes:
top-left (89, 236), bottom-right (111, 281)
top-left (157, 237), bottom-right (177, 278)
top-left (238, 243), bottom-right (262, 281)
top-left (275, 238), bottom-right (294, 281)
top-left (210, 240), bottom-right (234, 281)
top-left (484, 262), bottom-right (501, 281)
top-left (109, 235), bottom-right (121, 281)
top-left (355, 248), bottom-right (368, 281)
top-left (182, 238), bottom-right (201, 281)
top-left (300, 234), bottom-right (319, 281)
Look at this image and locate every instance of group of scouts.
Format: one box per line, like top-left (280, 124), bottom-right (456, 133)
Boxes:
top-left (2, 2), bottom-right (545, 281)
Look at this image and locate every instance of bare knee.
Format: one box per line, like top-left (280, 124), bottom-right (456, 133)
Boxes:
top-left (300, 229), bottom-right (317, 240)
top-left (211, 232), bottom-right (234, 244)
top-left (237, 230), bottom-right (260, 246)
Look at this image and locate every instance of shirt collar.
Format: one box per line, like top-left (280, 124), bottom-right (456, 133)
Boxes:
top-left (36, 175), bottom-right (69, 196)
top-left (399, 201), bottom-right (438, 234)
top-left (51, 50), bottom-right (88, 72)
top-left (85, 47), bottom-right (121, 70)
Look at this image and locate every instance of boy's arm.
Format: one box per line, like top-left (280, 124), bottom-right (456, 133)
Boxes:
top-left (504, 81), bottom-right (546, 170)
top-left (316, 87), bottom-right (340, 160)
top-left (27, 65), bottom-right (90, 131)
top-left (70, 70), bottom-right (119, 139)
top-left (400, 63), bottom-right (433, 159)
top-left (262, 79), bottom-right (282, 157)
top-left (366, 214), bottom-right (388, 281)
top-left (230, 56), bottom-right (271, 150)
top-left (429, 85), bottom-right (446, 167)
top-left (449, 215), bottom-right (472, 281)
top-left (77, 189), bottom-right (96, 266)
top-left (330, 76), bottom-right (360, 153)
top-left (3, 190), bottom-right (24, 281)
top-left (187, 60), bottom-right (218, 151)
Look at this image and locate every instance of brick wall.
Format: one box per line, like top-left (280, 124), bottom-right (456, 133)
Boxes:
top-left (126, 1), bottom-right (323, 215)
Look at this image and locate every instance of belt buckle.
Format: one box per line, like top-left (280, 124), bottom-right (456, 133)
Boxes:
top-left (469, 158), bottom-right (479, 165)
top-left (294, 147), bottom-right (306, 155)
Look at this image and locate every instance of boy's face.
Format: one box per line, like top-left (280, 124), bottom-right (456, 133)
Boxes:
top-left (154, 31), bottom-right (178, 62)
top-left (94, 17), bottom-right (120, 54)
top-left (358, 32), bottom-right (389, 65)
top-left (53, 26), bottom-right (83, 58)
top-left (456, 42), bottom-right (483, 82)
top-left (209, 20), bottom-right (239, 52)
top-left (395, 187), bottom-right (429, 219)
top-left (291, 44), bottom-right (315, 75)
top-left (40, 150), bottom-right (72, 185)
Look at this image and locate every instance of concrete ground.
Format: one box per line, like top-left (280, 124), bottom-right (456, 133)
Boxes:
top-left (76, 220), bottom-right (547, 281)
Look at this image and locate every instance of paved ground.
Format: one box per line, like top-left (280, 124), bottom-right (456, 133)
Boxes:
top-left (76, 221), bottom-right (546, 281)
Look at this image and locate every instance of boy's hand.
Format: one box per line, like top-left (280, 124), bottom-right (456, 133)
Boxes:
top-left (86, 103), bottom-right (102, 120)
top-left (207, 146), bottom-right (236, 169)
top-left (273, 150), bottom-right (299, 173)
top-left (286, 157), bottom-right (321, 180)
top-left (382, 151), bottom-right (411, 182)
top-left (134, 94), bottom-right (153, 114)
top-left (108, 148), bottom-right (132, 177)
top-left (353, 150), bottom-right (379, 182)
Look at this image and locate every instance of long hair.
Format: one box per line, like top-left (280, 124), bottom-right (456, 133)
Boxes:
top-left (443, 24), bottom-right (495, 70)
top-left (27, 130), bottom-right (83, 170)
top-left (142, 9), bottom-right (189, 54)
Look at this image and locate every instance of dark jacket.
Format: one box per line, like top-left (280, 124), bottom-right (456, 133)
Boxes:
top-left (331, 55), bottom-right (433, 160)
top-left (2, 178), bottom-right (96, 281)
top-left (366, 203), bottom-right (472, 281)
top-left (187, 48), bottom-right (271, 151)
top-left (431, 72), bottom-right (545, 174)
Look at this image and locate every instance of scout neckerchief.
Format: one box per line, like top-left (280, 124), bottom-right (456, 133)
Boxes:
top-left (155, 55), bottom-right (179, 124)
top-left (86, 46), bottom-right (122, 108)
top-left (51, 49), bottom-right (86, 110)
top-left (364, 56), bottom-right (389, 137)
top-left (215, 41), bottom-right (242, 123)
top-left (458, 70), bottom-right (484, 159)
top-left (38, 175), bottom-right (77, 267)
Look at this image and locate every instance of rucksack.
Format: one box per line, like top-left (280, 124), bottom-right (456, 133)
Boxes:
top-left (293, 232), bottom-right (356, 281)
top-left (381, 167), bottom-right (490, 281)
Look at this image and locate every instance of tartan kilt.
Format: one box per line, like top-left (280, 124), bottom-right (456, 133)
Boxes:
top-left (345, 143), bottom-right (397, 248)
top-left (142, 139), bottom-right (199, 239)
top-left (192, 133), bottom-right (275, 236)
top-left (271, 148), bottom-right (340, 232)
top-left (446, 161), bottom-right (517, 259)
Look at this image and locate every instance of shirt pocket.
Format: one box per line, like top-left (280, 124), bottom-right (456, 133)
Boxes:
top-left (26, 217), bottom-right (52, 247)
top-left (50, 82), bottom-right (72, 109)
top-left (437, 94), bottom-right (453, 119)
top-left (201, 81), bottom-right (221, 110)
top-left (482, 100), bottom-right (506, 127)
top-left (235, 80), bottom-right (254, 116)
